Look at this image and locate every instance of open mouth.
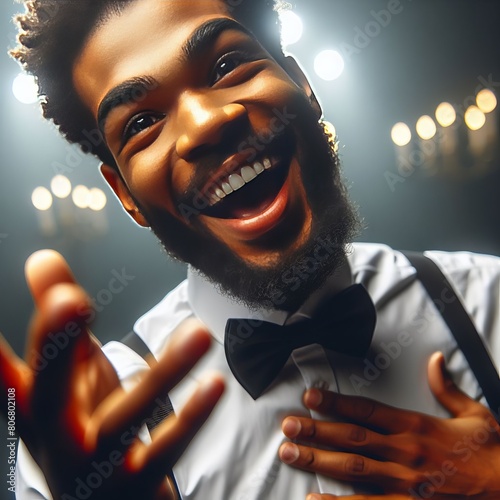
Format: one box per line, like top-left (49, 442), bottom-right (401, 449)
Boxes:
top-left (200, 155), bottom-right (291, 220)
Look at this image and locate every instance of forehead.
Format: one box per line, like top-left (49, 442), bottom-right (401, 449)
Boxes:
top-left (73, 0), bottom-right (232, 116)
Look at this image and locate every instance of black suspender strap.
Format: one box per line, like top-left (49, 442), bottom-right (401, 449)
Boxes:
top-left (403, 251), bottom-right (500, 419)
top-left (120, 331), bottom-right (180, 498)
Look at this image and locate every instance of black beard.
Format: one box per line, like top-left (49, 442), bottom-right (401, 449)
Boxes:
top-left (138, 119), bottom-right (360, 312)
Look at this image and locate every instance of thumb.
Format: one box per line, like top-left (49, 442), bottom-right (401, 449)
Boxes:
top-left (428, 351), bottom-right (477, 417)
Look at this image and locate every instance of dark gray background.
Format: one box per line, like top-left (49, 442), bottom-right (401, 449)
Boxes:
top-left (1, 1), bottom-right (499, 498)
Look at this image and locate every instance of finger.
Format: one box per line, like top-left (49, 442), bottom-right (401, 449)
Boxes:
top-left (282, 417), bottom-right (403, 462)
top-left (86, 320), bottom-right (215, 449)
top-left (303, 389), bottom-right (424, 434)
top-left (28, 283), bottom-right (95, 415)
top-left (427, 352), bottom-right (481, 417)
top-left (136, 373), bottom-right (225, 476)
top-left (25, 249), bottom-right (77, 306)
top-left (279, 442), bottom-right (415, 489)
top-left (0, 333), bottom-right (32, 437)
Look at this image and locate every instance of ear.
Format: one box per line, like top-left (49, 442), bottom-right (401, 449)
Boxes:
top-left (282, 55), bottom-right (322, 119)
top-left (100, 164), bottom-right (150, 228)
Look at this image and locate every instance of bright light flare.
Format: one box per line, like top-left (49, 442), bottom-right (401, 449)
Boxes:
top-left (465, 106), bottom-right (486, 131)
top-left (391, 122), bottom-right (412, 147)
top-left (476, 89), bottom-right (497, 114)
top-left (314, 50), bottom-right (345, 81)
top-left (435, 102), bottom-right (456, 128)
top-left (50, 175), bottom-right (72, 199)
top-left (12, 73), bottom-right (39, 104)
top-left (72, 185), bottom-right (91, 209)
top-left (416, 115), bottom-right (437, 140)
top-left (32, 187), bottom-right (53, 211)
top-left (88, 188), bottom-right (107, 211)
top-left (279, 10), bottom-right (303, 47)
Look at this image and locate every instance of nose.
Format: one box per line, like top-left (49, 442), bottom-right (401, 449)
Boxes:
top-left (175, 92), bottom-right (247, 160)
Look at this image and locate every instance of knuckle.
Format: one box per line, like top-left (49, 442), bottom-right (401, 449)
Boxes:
top-left (345, 455), bottom-right (366, 475)
top-left (404, 440), bottom-right (427, 468)
top-left (348, 425), bottom-right (367, 444)
top-left (352, 398), bottom-right (375, 419)
top-left (406, 413), bottom-right (427, 434)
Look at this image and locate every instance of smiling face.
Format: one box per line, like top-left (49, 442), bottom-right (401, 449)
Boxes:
top-left (73, 0), bottom-right (358, 311)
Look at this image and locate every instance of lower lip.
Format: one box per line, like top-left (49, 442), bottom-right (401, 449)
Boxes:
top-left (205, 163), bottom-right (293, 241)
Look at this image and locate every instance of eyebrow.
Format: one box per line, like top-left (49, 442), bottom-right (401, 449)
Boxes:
top-left (97, 18), bottom-right (253, 138)
top-left (97, 76), bottom-right (159, 136)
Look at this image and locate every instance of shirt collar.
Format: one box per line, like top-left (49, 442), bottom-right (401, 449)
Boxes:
top-left (187, 267), bottom-right (289, 345)
top-left (187, 257), bottom-right (353, 344)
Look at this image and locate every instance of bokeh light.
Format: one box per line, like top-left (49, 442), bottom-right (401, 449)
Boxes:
top-left (416, 115), bottom-right (437, 140)
top-left (32, 187), bottom-right (53, 211)
top-left (391, 122), bottom-right (412, 147)
top-left (464, 106), bottom-right (486, 131)
top-left (279, 10), bottom-right (303, 47)
top-left (72, 185), bottom-right (91, 209)
top-left (12, 73), bottom-right (39, 104)
top-left (435, 102), bottom-right (457, 128)
top-left (476, 89), bottom-right (497, 114)
top-left (314, 50), bottom-right (345, 81)
top-left (50, 175), bottom-right (72, 199)
top-left (88, 188), bottom-right (107, 211)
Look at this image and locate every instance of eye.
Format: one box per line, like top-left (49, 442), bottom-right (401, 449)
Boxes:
top-left (123, 112), bottom-right (164, 143)
top-left (211, 52), bottom-right (244, 85)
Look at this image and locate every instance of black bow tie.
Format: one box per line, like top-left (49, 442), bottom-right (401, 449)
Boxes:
top-left (224, 284), bottom-right (376, 399)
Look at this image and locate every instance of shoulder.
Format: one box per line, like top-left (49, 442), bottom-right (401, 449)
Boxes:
top-left (102, 278), bottom-right (194, 384)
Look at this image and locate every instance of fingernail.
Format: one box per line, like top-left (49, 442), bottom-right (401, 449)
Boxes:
top-left (307, 495), bottom-right (322, 500)
top-left (305, 388), bottom-right (323, 409)
top-left (280, 443), bottom-right (299, 464)
top-left (282, 417), bottom-right (301, 438)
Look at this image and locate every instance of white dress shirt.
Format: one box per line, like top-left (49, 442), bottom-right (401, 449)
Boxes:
top-left (16, 243), bottom-right (500, 499)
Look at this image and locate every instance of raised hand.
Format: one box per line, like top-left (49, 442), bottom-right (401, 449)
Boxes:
top-left (280, 352), bottom-right (500, 500)
top-left (0, 250), bottom-right (224, 499)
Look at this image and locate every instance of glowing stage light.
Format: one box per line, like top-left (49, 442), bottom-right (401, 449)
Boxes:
top-left (465, 106), bottom-right (486, 131)
top-left (50, 175), bottom-right (72, 199)
top-left (32, 187), bottom-right (53, 211)
top-left (279, 10), bottom-right (303, 47)
top-left (416, 115), bottom-right (437, 140)
top-left (89, 188), bottom-right (107, 212)
top-left (72, 185), bottom-right (91, 209)
top-left (314, 50), bottom-right (345, 81)
top-left (12, 73), bottom-right (39, 104)
top-left (435, 102), bottom-right (456, 128)
top-left (476, 89), bottom-right (497, 114)
top-left (391, 122), bottom-right (412, 146)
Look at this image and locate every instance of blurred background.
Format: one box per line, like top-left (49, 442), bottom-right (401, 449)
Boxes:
top-left (1, 0), bottom-right (499, 497)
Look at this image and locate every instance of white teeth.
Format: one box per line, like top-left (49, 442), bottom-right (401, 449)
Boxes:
top-left (222, 182), bottom-right (234, 195)
top-left (215, 188), bottom-right (226, 199)
top-left (241, 166), bottom-right (257, 182)
top-left (208, 157), bottom-right (273, 208)
top-left (253, 161), bottom-right (264, 174)
top-left (229, 173), bottom-right (245, 191)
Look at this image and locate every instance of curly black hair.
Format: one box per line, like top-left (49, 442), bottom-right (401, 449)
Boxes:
top-left (12, 0), bottom-right (285, 167)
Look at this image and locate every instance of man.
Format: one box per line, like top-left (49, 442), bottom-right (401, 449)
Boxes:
top-left (3, 0), bottom-right (500, 498)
